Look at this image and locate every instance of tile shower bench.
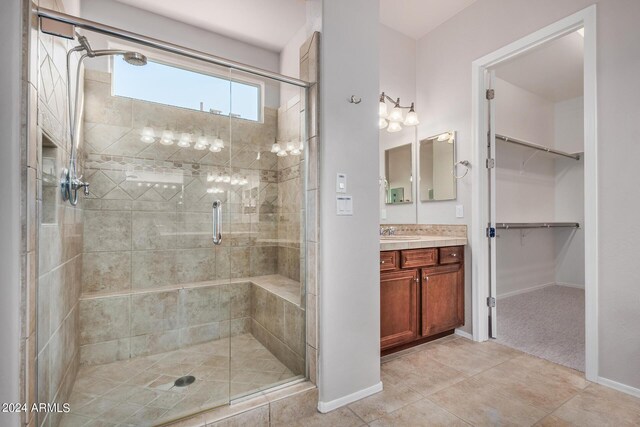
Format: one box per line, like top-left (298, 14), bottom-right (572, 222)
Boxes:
top-left (78, 274), bottom-right (305, 375)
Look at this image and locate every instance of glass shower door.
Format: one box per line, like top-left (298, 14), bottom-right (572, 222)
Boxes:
top-left (227, 70), bottom-right (307, 400)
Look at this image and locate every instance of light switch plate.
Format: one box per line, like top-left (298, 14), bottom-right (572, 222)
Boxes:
top-left (336, 195), bottom-right (353, 215)
top-left (336, 173), bottom-right (347, 193)
top-left (456, 204), bottom-right (464, 218)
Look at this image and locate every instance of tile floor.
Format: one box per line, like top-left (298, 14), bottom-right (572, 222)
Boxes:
top-left (288, 335), bottom-right (640, 427)
top-left (59, 334), bottom-right (298, 426)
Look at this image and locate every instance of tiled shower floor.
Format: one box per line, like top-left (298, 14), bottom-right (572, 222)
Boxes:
top-left (59, 334), bottom-right (297, 426)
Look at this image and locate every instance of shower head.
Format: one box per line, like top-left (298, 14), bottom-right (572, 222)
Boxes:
top-left (123, 51), bottom-right (147, 66)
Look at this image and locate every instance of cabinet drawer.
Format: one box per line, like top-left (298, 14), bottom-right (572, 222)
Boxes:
top-left (439, 246), bottom-right (463, 264)
top-left (380, 251), bottom-right (399, 271)
top-left (400, 248), bottom-right (438, 268)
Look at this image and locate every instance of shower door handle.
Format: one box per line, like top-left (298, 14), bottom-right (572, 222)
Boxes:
top-left (212, 200), bottom-right (222, 245)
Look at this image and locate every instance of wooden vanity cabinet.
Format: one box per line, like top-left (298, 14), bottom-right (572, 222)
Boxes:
top-left (380, 246), bottom-right (464, 353)
top-left (380, 269), bottom-right (419, 350)
top-left (421, 263), bottom-right (464, 337)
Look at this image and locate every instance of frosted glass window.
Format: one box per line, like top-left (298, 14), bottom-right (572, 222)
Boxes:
top-left (112, 58), bottom-right (261, 121)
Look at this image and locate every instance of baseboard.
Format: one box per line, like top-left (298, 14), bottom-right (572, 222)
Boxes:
top-left (454, 329), bottom-right (473, 340)
top-left (597, 376), bottom-right (640, 399)
top-left (556, 282), bottom-right (585, 290)
top-left (317, 381), bottom-right (383, 413)
top-left (497, 282), bottom-right (555, 299)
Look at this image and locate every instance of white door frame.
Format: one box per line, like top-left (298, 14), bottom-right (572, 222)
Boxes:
top-left (470, 5), bottom-right (598, 382)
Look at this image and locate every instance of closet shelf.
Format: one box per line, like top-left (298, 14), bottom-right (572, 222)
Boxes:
top-left (495, 134), bottom-right (581, 161)
top-left (495, 222), bottom-right (580, 230)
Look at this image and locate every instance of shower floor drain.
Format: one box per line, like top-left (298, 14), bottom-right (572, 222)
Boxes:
top-left (174, 375), bottom-right (196, 387)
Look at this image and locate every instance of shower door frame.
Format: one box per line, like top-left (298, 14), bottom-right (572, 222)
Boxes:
top-left (470, 5), bottom-right (598, 382)
top-left (33, 1), bottom-right (318, 418)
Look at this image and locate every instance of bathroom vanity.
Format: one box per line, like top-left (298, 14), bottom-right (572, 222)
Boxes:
top-left (380, 234), bottom-right (466, 354)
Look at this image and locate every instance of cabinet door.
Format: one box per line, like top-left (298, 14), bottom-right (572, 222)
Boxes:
top-left (381, 269), bottom-right (419, 350)
top-left (421, 264), bottom-right (464, 337)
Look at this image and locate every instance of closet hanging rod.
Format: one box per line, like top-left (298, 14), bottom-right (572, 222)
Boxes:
top-left (495, 222), bottom-right (580, 230)
top-left (495, 134), bottom-right (581, 161)
top-left (34, 5), bottom-right (311, 88)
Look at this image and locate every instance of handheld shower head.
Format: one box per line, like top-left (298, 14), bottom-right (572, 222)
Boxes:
top-left (123, 51), bottom-right (147, 66)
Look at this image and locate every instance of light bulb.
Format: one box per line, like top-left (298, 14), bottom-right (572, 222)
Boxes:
top-left (160, 130), bottom-right (174, 145)
top-left (378, 117), bottom-right (388, 130)
top-left (213, 138), bottom-right (224, 149)
top-left (177, 133), bottom-right (191, 148)
top-left (387, 121), bottom-right (402, 133)
top-left (231, 177), bottom-right (239, 185)
top-left (403, 104), bottom-right (419, 126)
top-left (290, 148), bottom-right (301, 155)
top-left (388, 105), bottom-right (403, 122)
top-left (239, 177), bottom-right (248, 185)
top-left (206, 188), bottom-right (215, 194)
top-left (140, 127), bottom-right (156, 143)
top-left (223, 175), bottom-right (231, 183)
top-left (277, 150), bottom-right (288, 157)
top-left (209, 145), bottom-right (221, 153)
top-left (207, 173), bottom-right (214, 182)
top-left (298, 141), bottom-right (304, 151)
top-left (271, 143), bottom-right (281, 153)
top-left (286, 142), bottom-right (295, 151)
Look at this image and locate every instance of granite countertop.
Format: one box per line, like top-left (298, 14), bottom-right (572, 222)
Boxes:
top-left (380, 235), bottom-right (468, 251)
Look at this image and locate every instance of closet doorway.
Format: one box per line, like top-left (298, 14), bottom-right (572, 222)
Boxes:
top-left (470, 6), bottom-right (598, 381)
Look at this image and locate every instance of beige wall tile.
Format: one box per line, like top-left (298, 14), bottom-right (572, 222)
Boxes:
top-left (82, 251), bottom-right (131, 294)
top-left (83, 210), bottom-right (131, 252)
top-left (131, 290), bottom-right (179, 336)
top-left (79, 296), bottom-right (130, 345)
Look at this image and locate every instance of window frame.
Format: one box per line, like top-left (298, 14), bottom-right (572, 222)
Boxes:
top-left (107, 41), bottom-right (265, 123)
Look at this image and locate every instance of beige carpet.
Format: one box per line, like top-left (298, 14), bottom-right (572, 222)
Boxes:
top-left (496, 285), bottom-right (585, 372)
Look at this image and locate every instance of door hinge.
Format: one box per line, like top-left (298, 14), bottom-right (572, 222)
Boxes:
top-left (487, 297), bottom-right (496, 308)
top-left (486, 89), bottom-right (495, 100)
top-left (486, 158), bottom-right (495, 168)
top-left (486, 227), bottom-right (496, 238)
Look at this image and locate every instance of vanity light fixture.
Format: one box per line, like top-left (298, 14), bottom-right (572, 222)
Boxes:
top-left (379, 92), bottom-right (420, 132)
top-left (140, 126), bottom-right (156, 143)
top-left (177, 133), bottom-right (192, 148)
top-left (194, 135), bottom-right (208, 150)
top-left (160, 130), bottom-right (174, 145)
top-left (270, 139), bottom-right (302, 156)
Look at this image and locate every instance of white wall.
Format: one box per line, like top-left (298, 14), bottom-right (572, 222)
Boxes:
top-left (494, 77), bottom-right (558, 297)
top-left (280, 25), bottom-right (307, 104)
top-left (80, 0), bottom-right (282, 108)
top-left (318, 0), bottom-right (381, 409)
top-left (555, 97), bottom-right (585, 286)
top-left (415, 0), bottom-right (640, 390)
top-left (0, 0), bottom-right (23, 424)
top-left (379, 24), bottom-right (417, 224)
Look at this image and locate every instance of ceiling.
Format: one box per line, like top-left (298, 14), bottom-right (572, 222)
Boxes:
top-left (495, 32), bottom-right (584, 102)
top-left (114, 0), bottom-right (307, 52)
top-left (379, 0), bottom-right (477, 40)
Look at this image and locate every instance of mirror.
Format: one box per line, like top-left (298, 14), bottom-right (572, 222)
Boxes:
top-left (384, 143), bottom-right (413, 204)
top-left (419, 131), bottom-right (456, 201)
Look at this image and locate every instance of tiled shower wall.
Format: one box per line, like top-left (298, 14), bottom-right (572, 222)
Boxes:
top-left (277, 95), bottom-right (304, 283)
top-left (78, 69), bottom-right (304, 362)
top-left (29, 1), bottom-right (85, 427)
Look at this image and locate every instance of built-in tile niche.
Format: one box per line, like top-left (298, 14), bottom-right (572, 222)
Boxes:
top-left (41, 133), bottom-right (58, 225)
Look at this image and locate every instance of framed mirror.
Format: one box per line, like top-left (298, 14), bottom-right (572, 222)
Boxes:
top-left (384, 143), bottom-right (413, 204)
top-left (419, 131), bottom-right (456, 202)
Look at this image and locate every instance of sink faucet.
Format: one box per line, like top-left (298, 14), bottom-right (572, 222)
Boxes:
top-left (379, 226), bottom-right (397, 236)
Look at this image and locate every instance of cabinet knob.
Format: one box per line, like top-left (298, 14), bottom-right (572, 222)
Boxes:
top-left (451, 253), bottom-right (457, 257)
top-left (380, 260), bottom-right (385, 264)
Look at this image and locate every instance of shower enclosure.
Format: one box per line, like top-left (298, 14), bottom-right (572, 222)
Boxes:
top-left (35, 13), bottom-right (309, 427)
